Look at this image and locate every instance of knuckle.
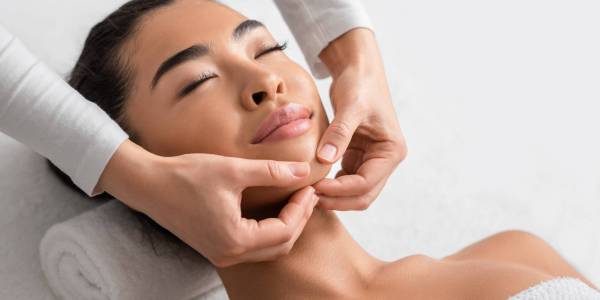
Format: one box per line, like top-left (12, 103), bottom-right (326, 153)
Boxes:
top-left (355, 182), bottom-right (372, 195)
top-left (395, 141), bottom-right (408, 162)
top-left (226, 245), bottom-right (246, 258)
top-left (223, 230), bottom-right (247, 257)
top-left (227, 236), bottom-right (248, 257)
top-left (281, 229), bottom-right (294, 243)
top-left (266, 160), bottom-right (284, 180)
top-left (356, 198), bottom-right (372, 210)
top-left (211, 256), bottom-right (232, 268)
top-left (329, 120), bottom-right (353, 140)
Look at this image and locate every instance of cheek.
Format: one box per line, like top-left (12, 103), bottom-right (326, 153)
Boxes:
top-left (177, 101), bottom-right (244, 156)
top-left (136, 97), bottom-right (244, 157)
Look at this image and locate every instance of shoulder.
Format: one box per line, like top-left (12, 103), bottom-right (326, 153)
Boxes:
top-left (443, 230), bottom-right (552, 263)
top-left (443, 230), bottom-right (562, 272)
top-left (368, 232), bottom-right (556, 299)
top-left (389, 252), bottom-right (551, 299)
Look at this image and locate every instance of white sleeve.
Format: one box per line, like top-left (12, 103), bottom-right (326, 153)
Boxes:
top-left (0, 24), bottom-right (128, 197)
top-left (273, 0), bottom-right (374, 79)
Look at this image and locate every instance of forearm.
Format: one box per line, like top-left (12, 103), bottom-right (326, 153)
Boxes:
top-left (0, 24), bottom-right (128, 196)
top-left (319, 27), bottom-right (381, 79)
top-left (274, 0), bottom-right (374, 79)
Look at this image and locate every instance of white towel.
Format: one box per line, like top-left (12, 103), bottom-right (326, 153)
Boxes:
top-left (508, 277), bottom-right (600, 300)
top-left (39, 200), bottom-right (225, 300)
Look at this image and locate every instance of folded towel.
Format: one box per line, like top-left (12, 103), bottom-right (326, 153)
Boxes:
top-left (508, 277), bottom-right (600, 300)
top-left (39, 200), bottom-right (224, 300)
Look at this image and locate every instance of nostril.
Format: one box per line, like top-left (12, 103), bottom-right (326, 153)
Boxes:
top-left (252, 91), bottom-right (267, 105)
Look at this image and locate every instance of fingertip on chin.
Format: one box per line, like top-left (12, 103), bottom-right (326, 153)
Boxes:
top-left (316, 155), bottom-right (337, 165)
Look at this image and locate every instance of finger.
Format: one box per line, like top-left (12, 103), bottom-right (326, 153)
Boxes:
top-left (315, 140), bottom-right (399, 197)
top-left (231, 195), bottom-right (318, 264)
top-left (314, 154), bottom-right (391, 197)
top-left (231, 157), bottom-right (310, 188)
top-left (317, 180), bottom-right (386, 211)
top-left (236, 186), bottom-right (317, 251)
top-left (316, 110), bottom-right (361, 164)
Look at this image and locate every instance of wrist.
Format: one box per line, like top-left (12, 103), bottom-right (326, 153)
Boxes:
top-left (96, 139), bottom-right (160, 211)
top-left (319, 27), bottom-right (380, 78)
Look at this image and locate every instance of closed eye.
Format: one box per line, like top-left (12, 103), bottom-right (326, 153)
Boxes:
top-left (178, 71), bottom-right (217, 99)
top-left (176, 41), bottom-right (287, 99)
top-left (255, 41), bottom-right (288, 59)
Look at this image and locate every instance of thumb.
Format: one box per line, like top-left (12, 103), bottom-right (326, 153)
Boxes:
top-left (232, 158), bottom-right (311, 188)
top-left (317, 110), bottom-right (360, 164)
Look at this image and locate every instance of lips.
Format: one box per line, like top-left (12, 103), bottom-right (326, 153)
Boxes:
top-left (251, 103), bottom-right (313, 144)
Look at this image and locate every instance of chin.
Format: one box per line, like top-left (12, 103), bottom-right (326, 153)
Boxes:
top-left (241, 112), bottom-right (330, 218)
top-left (241, 152), bottom-right (331, 220)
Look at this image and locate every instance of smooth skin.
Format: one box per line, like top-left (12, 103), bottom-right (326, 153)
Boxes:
top-left (95, 2), bottom-right (596, 299)
top-left (316, 27), bottom-right (406, 211)
top-left (98, 141), bottom-right (319, 267)
top-left (96, 2), bottom-right (406, 267)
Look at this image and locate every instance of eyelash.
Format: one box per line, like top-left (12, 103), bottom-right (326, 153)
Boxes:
top-left (178, 71), bottom-right (217, 98)
top-left (178, 41), bottom-right (288, 98)
top-left (256, 41), bottom-right (288, 59)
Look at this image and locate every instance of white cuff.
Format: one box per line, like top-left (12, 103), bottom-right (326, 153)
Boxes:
top-left (274, 0), bottom-right (374, 79)
top-left (0, 24), bottom-right (129, 197)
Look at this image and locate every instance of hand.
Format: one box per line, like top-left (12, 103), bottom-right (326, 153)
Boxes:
top-left (314, 28), bottom-right (407, 211)
top-left (97, 140), bottom-right (319, 267)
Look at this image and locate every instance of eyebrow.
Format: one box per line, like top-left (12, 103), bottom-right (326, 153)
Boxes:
top-left (151, 19), bottom-right (266, 89)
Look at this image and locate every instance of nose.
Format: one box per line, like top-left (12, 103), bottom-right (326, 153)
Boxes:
top-left (240, 66), bottom-right (286, 110)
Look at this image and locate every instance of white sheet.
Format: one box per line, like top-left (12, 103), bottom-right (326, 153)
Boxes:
top-left (1, 0), bottom-right (599, 299)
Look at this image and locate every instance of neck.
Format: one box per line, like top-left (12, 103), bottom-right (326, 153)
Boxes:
top-left (216, 208), bottom-right (384, 300)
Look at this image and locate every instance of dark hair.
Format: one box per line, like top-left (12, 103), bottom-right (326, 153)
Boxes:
top-left (70, 0), bottom-right (179, 137)
top-left (47, 0), bottom-right (188, 255)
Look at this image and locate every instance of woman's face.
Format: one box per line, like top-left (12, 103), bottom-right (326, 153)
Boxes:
top-left (121, 0), bottom-right (331, 214)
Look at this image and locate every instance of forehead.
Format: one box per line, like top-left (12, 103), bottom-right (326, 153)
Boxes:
top-left (138, 0), bottom-right (246, 42)
top-left (124, 0), bottom-right (247, 75)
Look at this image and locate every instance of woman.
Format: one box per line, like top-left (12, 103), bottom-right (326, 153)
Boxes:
top-left (0, 0), bottom-right (405, 267)
top-left (52, 0), bottom-right (598, 298)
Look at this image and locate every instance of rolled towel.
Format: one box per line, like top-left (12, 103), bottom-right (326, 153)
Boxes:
top-left (508, 277), bottom-right (600, 300)
top-left (39, 200), bottom-right (224, 300)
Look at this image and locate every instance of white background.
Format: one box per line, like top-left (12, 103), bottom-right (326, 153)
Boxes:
top-left (1, 0), bottom-right (599, 298)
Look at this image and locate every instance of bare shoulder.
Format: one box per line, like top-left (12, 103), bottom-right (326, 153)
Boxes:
top-left (443, 230), bottom-right (596, 289)
top-left (368, 252), bottom-right (551, 300)
top-left (373, 230), bottom-right (547, 275)
top-left (365, 231), bottom-right (595, 299)
top-left (443, 230), bottom-right (551, 263)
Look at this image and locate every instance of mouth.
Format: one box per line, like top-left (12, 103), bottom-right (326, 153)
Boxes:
top-left (251, 103), bottom-right (313, 144)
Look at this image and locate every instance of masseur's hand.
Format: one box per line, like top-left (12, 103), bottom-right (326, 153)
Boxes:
top-left (314, 28), bottom-right (407, 211)
top-left (97, 140), bottom-right (319, 267)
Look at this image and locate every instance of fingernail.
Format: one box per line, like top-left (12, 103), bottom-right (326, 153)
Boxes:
top-left (318, 144), bottom-right (337, 162)
top-left (288, 163), bottom-right (309, 177)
